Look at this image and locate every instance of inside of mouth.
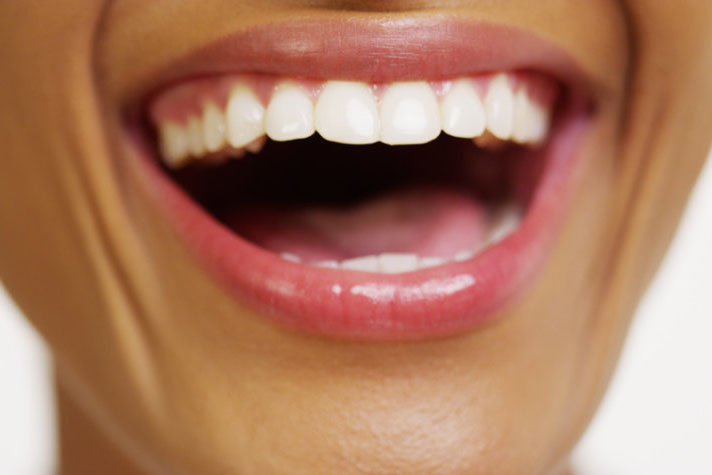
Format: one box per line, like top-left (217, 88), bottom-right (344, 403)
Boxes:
top-left (166, 133), bottom-right (543, 267)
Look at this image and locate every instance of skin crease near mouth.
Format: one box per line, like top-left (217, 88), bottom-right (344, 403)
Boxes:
top-left (0, 1), bottom-right (711, 474)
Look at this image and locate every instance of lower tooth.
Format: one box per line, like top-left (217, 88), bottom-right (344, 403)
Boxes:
top-left (454, 250), bottom-right (475, 262)
top-left (341, 255), bottom-right (380, 272)
top-left (487, 205), bottom-right (522, 244)
top-left (313, 260), bottom-right (339, 269)
top-left (378, 253), bottom-right (419, 274)
top-left (418, 256), bottom-right (446, 269)
top-left (280, 252), bottom-right (301, 263)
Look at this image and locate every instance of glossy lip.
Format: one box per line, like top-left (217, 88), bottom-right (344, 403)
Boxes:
top-left (129, 17), bottom-right (594, 340)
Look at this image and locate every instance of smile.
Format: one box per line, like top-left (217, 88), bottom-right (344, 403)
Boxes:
top-left (128, 17), bottom-right (595, 339)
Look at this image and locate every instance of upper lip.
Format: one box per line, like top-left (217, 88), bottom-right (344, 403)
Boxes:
top-left (129, 16), bottom-right (594, 340)
top-left (139, 16), bottom-right (595, 105)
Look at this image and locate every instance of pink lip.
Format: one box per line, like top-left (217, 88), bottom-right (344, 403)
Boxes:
top-left (141, 17), bottom-right (595, 99)
top-left (131, 18), bottom-right (593, 340)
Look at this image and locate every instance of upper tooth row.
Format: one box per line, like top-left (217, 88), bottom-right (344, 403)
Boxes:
top-left (158, 74), bottom-right (551, 167)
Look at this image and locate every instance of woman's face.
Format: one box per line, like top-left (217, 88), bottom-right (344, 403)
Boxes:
top-left (1, 1), bottom-right (710, 473)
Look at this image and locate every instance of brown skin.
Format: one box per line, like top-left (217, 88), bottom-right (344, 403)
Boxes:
top-left (1, 1), bottom-right (711, 473)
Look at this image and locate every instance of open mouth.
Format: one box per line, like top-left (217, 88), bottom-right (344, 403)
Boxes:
top-left (129, 19), bottom-right (593, 340)
top-left (153, 71), bottom-right (556, 268)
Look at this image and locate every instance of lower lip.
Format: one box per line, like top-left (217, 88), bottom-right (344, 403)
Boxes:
top-left (132, 94), bottom-right (590, 340)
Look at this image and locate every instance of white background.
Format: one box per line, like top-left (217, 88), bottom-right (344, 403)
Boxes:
top-left (1, 152), bottom-right (711, 474)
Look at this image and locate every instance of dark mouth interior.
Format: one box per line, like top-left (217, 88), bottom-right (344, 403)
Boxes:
top-left (163, 134), bottom-right (546, 263)
top-left (172, 135), bottom-right (524, 207)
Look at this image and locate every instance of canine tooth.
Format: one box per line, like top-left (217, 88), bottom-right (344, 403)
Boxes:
top-left (265, 84), bottom-right (315, 141)
top-left (226, 85), bottom-right (265, 148)
top-left (341, 255), bottom-right (379, 272)
top-left (380, 82), bottom-right (440, 145)
top-left (313, 260), bottom-right (339, 269)
top-left (512, 89), bottom-right (550, 145)
top-left (418, 256), bottom-right (446, 269)
top-left (202, 103), bottom-right (226, 153)
top-left (280, 252), bottom-right (301, 263)
top-left (315, 81), bottom-right (379, 144)
top-left (245, 136), bottom-right (266, 154)
top-left (440, 79), bottom-right (486, 138)
top-left (454, 250), bottom-right (475, 262)
top-left (158, 122), bottom-right (189, 167)
top-left (378, 253), bottom-right (419, 274)
top-left (187, 116), bottom-right (205, 157)
top-left (484, 74), bottom-right (514, 140)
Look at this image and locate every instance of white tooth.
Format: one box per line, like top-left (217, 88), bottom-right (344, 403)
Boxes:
top-left (525, 101), bottom-right (550, 144)
top-left (341, 255), bottom-right (379, 272)
top-left (380, 82), bottom-right (440, 145)
top-left (418, 256), bottom-right (446, 269)
top-left (440, 79), bottom-right (486, 138)
top-left (487, 205), bottom-right (522, 244)
top-left (226, 85), bottom-right (265, 148)
top-left (245, 136), bottom-right (267, 154)
top-left (512, 89), bottom-right (550, 145)
top-left (158, 122), bottom-right (189, 167)
top-left (202, 103), bottom-right (226, 153)
top-left (484, 74), bottom-right (514, 140)
top-left (265, 84), bottom-right (315, 141)
top-left (378, 253), bottom-right (419, 274)
top-left (280, 252), bottom-right (301, 263)
top-left (454, 249), bottom-right (475, 262)
top-left (187, 116), bottom-right (205, 157)
top-left (313, 260), bottom-right (339, 269)
top-left (315, 81), bottom-right (379, 144)
top-left (512, 89), bottom-right (530, 144)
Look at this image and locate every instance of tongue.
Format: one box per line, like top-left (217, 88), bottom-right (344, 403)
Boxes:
top-left (225, 187), bottom-right (490, 263)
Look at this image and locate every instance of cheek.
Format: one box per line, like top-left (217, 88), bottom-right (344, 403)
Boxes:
top-left (0, 1), bottom-right (121, 385)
